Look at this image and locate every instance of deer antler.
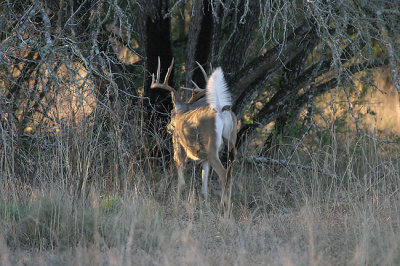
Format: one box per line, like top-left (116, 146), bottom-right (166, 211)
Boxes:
top-left (151, 58), bottom-right (209, 106)
top-left (181, 86), bottom-right (203, 93)
top-left (185, 62), bottom-right (209, 104)
top-left (150, 57), bottom-right (186, 110)
top-left (151, 57), bottom-right (177, 94)
top-left (196, 61), bottom-right (208, 84)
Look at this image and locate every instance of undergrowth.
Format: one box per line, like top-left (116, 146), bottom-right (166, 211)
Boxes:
top-left (1, 120), bottom-right (400, 265)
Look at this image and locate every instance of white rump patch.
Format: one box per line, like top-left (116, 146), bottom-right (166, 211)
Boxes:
top-left (215, 111), bottom-right (233, 152)
top-left (215, 113), bottom-right (224, 152)
top-left (221, 111), bottom-right (233, 140)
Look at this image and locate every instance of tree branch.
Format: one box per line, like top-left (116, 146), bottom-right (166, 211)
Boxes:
top-left (231, 21), bottom-right (317, 118)
top-left (237, 57), bottom-right (388, 150)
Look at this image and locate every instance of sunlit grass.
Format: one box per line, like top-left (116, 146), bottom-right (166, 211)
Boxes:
top-left (1, 123), bottom-right (400, 265)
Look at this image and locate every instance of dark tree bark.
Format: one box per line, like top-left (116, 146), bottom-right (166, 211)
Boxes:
top-left (141, 0), bottom-right (174, 125)
top-left (268, 35), bottom-right (320, 143)
top-left (220, 0), bottom-right (260, 78)
top-left (191, 0), bottom-right (213, 89)
top-left (209, 3), bottom-right (224, 69)
top-left (230, 22), bottom-right (317, 120)
top-left (185, 0), bottom-right (214, 90)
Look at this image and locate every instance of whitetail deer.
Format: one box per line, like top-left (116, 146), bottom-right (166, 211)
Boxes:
top-left (151, 58), bottom-right (237, 208)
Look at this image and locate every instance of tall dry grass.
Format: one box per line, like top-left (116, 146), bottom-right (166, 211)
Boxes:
top-left (1, 110), bottom-right (400, 265)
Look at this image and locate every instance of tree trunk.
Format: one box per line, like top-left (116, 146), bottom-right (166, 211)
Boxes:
top-left (220, 0), bottom-right (260, 78)
top-left (267, 36), bottom-right (319, 144)
top-left (185, 0), bottom-right (213, 90)
top-left (141, 0), bottom-right (174, 125)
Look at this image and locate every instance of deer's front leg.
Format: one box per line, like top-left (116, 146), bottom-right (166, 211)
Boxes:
top-left (201, 161), bottom-right (210, 202)
top-left (176, 165), bottom-right (185, 203)
top-left (174, 138), bottom-right (186, 201)
top-left (177, 165), bottom-right (185, 184)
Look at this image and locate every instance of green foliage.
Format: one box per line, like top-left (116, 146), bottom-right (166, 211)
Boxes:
top-left (315, 129), bottom-right (334, 146)
top-left (100, 195), bottom-right (121, 214)
top-left (285, 121), bottom-right (307, 137)
top-left (3, 194), bottom-right (166, 252)
top-left (0, 203), bottom-right (25, 222)
top-left (6, 196), bottom-right (96, 249)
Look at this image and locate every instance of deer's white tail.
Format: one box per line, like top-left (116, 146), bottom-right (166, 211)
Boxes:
top-left (206, 67), bottom-right (231, 113)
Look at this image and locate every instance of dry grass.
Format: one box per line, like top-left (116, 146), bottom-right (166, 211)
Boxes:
top-left (1, 117), bottom-right (400, 265)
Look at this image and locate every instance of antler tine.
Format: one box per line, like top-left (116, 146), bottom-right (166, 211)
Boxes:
top-left (195, 61), bottom-right (208, 83)
top-left (187, 88), bottom-right (206, 104)
top-left (191, 80), bottom-right (204, 92)
top-left (156, 56), bottom-right (161, 83)
top-left (186, 80), bottom-right (206, 104)
top-left (182, 86), bottom-right (203, 92)
top-left (150, 57), bottom-right (178, 95)
top-left (164, 57), bottom-right (174, 85)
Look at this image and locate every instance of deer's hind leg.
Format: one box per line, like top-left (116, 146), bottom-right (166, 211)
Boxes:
top-left (201, 161), bottom-right (210, 202)
top-left (223, 112), bottom-right (237, 181)
top-left (173, 136), bottom-right (187, 202)
top-left (206, 150), bottom-right (231, 214)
